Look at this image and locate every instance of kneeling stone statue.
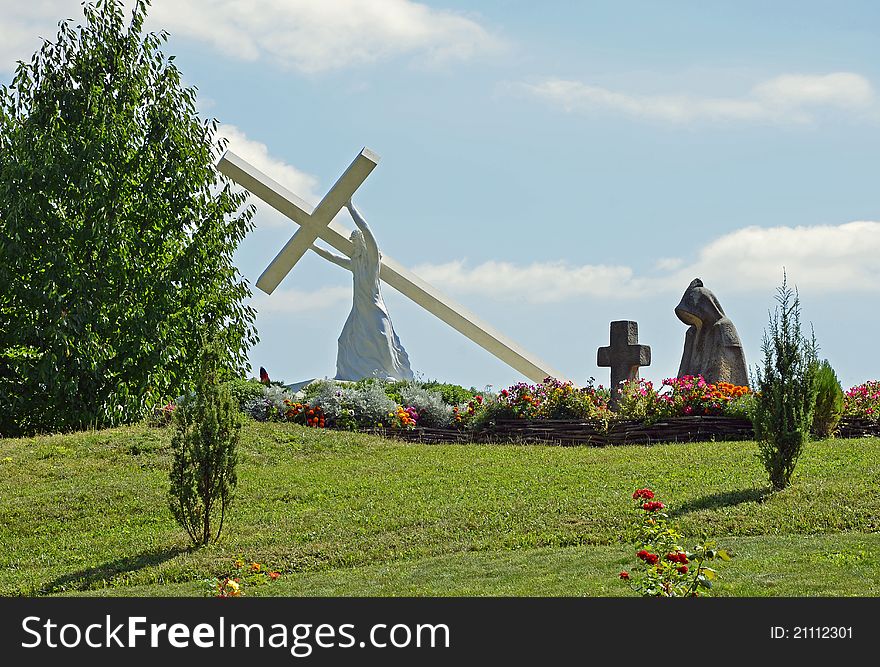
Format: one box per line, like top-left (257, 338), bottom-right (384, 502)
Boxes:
top-left (675, 278), bottom-right (748, 387)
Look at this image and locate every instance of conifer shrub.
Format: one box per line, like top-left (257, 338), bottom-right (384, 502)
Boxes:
top-left (811, 359), bottom-right (844, 438)
top-left (169, 339), bottom-right (240, 546)
top-left (753, 276), bottom-right (818, 490)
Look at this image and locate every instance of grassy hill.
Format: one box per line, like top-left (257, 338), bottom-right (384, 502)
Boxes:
top-left (1, 421), bottom-right (878, 596)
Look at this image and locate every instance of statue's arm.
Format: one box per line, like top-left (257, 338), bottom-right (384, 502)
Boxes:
top-left (311, 244), bottom-right (352, 269)
top-left (346, 201), bottom-right (379, 257)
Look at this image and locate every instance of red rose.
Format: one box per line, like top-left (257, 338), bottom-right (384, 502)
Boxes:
top-left (632, 488), bottom-right (655, 500)
top-left (677, 566), bottom-right (688, 574)
top-left (642, 501), bottom-right (665, 511)
top-left (619, 571), bottom-right (630, 580)
top-left (644, 553), bottom-right (659, 565)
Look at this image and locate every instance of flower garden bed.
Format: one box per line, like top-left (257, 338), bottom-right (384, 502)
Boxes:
top-left (219, 374), bottom-right (880, 447)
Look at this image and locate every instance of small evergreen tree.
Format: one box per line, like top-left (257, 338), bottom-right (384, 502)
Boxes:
top-left (169, 339), bottom-right (240, 546)
top-left (753, 274), bottom-right (818, 490)
top-left (811, 359), bottom-right (844, 438)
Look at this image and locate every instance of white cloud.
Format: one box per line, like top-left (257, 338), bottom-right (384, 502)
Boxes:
top-left (151, 0), bottom-right (502, 72)
top-left (216, 123), bottom-right (346, 233)
top-left (520, 72), bottom-right (877, 125)
top-left (684, 221), bottom-right (880, 292)
top-left (0, 1), bottom-right (501, 74)
top-left (250, 286), bottom-right (350, 314)
top-left (0, 2), bottom-right (77, 71)
top-left (218, 123), bottom-right (320, 204)
top-left (411, 221), bottom-right (880, 303)
top-left (412, 259), bottom-right (646, 302)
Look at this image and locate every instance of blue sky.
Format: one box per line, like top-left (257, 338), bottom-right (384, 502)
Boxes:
top-left (3, 1), bottom-right (879, 390)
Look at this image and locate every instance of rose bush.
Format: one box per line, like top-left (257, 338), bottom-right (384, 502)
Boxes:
top-left (619, 487), bottom-right (730, 597)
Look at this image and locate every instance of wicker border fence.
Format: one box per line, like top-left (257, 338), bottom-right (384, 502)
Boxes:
top-left (368, 415), bottom-right (880, 446)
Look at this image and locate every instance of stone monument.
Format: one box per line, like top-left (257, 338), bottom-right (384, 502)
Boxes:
top-left (674, 278), bottom-right (748, 386)
top-left (597, 320), bottom-right (651, 409)
top-left (311, 202), bottom-right (414, 381)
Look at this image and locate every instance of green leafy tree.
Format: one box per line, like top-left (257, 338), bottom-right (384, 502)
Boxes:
top-left (753, 274), bottom-right (818, 490)
top-left (169, 338), bottom-right (240, 546)
top-left (0, 0), bottom-right (257, 436)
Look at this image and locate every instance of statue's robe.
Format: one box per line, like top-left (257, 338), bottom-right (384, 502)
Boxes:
top-left (675, 278), bottom-right (749, 387)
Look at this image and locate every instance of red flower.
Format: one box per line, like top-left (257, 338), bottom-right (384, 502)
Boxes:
top-left (475, 395), bottom-right (483, 404)
top-left (637, 550), bottom-right (659, 565)
top-left (269, 571), bottom-right (280, 580)
top-left (632, 488), bottom-right (655, 500)
top-left (666, 552), bottom-right (688, 564)
top-left (642, 501), bottom-right (665, 512)
top-left (619, 571), bottom-right (630, 580)
top-left (677, 566), bottom-right (688, 574)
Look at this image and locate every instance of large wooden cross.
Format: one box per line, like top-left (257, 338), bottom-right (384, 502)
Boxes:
top-left (217, 148), bottom-right (566, 384)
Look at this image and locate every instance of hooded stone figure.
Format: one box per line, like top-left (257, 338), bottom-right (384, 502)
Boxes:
top-left (675, 278), bottom-right (749, 386)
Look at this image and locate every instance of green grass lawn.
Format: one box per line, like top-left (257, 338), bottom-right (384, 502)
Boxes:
top-left (1, 421), bottom-right (878, 597)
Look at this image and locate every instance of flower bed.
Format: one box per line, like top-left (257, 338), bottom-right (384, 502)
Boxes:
top-left (154, 374), bottom-right (880, 446)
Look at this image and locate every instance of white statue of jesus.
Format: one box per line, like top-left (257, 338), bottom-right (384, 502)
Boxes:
top-left (310, 201), bottom-right (414, 381)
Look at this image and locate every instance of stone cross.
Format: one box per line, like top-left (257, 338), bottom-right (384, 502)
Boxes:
top-left (217, 149), bottom-right (566, 384)
top-left (597, 321), bottom-right (651, 409)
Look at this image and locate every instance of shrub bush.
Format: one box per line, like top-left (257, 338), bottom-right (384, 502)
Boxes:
top-left (811, 360), bottom-right (844, 438)
top-left (420, 381), bottom-right (478, 406)
top-left (223, 377), bottom-right (266, 412)
top-left (399, 383), bottom-right (454, 428)
top-left (620, 488), bottom-right (730, 597)
top-left (241, 385), bottom-right (296, 422)
top-left (306, 380), bottom-right (397, 428)
top-left (168, 339), bottom-right (240, 546)
top-left (753, 276), bottom-right (818, 491)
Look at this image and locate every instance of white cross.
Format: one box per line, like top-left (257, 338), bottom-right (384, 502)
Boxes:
top-left (217, 148), bottom-right (567, 384)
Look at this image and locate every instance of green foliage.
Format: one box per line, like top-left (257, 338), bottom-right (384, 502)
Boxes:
top-left (0, 0), bottom-right (257, 436)
top-left (616, 379), bottom-right (664, 423)
top-left (420, 381), bottom-right (477, 406)
top-left (753, 275), bottom-right (819, 490)
top-left (168, 339), bottom-right (240, 546)
top-left (621, 488), bottom-right (730, 597)
top-left (812, 360), bottom-right (844, 438)
top-left (223, 377), bottom-right (265, 412)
